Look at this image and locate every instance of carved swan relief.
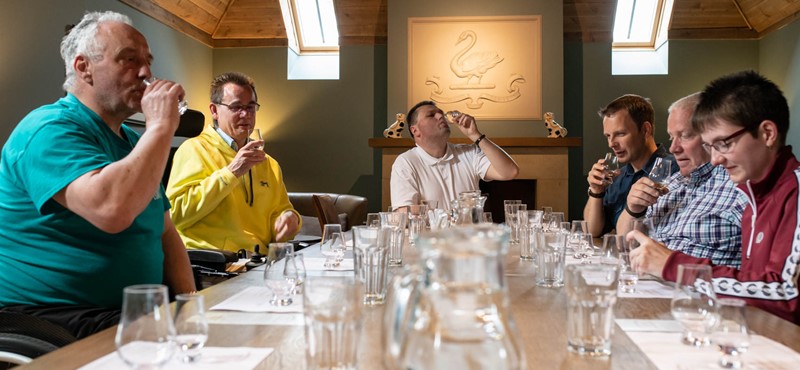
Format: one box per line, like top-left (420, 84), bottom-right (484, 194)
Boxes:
top-left (450, 30), bottom-right (504, 88)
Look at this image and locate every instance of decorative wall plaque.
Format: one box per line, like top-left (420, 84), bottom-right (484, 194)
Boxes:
top-left (408, 16), bottom-right (542, 120)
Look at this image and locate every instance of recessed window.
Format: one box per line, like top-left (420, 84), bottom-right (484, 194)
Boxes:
top-left (612, 0), bottom-right (674, 75)
top-left (280, 0), bottom-right (340, 80)
top-left (283, 0), bottom-right (339, 54)
top-left (294, 0), bottom-right (339, 51)
top-left (613, 0), bottom-right (661, 46)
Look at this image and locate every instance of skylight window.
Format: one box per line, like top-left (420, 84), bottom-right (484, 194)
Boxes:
top-left (611, 0), bottom-right (674, 75)
top-left (291, 0), bottom-right (339, 52)
top-left (613, 0), bottom-right (660, 45)
top-left (279, 0), bottom-right (340, 80)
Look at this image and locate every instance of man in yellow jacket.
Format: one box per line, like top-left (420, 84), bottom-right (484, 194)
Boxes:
top-left (166, 72), bottom-right (300, 252)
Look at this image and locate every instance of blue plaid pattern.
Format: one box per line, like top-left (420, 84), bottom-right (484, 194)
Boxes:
top-left (647, 163), bottom-right (747, 267)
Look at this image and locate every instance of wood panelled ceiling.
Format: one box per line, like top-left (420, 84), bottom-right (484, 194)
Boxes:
top-left (565, 0), bottom-right (800, 42)
top-left (119, 0), bottom-right (799, 48)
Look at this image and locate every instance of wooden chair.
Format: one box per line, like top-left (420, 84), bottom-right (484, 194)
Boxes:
top-left (312, 194), bottom-right (343, 231)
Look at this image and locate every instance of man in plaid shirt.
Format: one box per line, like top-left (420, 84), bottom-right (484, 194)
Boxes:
top-left (616, 93), bottom-right (747, 267)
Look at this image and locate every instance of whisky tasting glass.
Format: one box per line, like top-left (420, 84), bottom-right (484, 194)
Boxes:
top-left (711, 298), bottom-right (750, 369)
top-left (143, 77), bottom-right (188, 115)
top-left (648, 157), bottom-right (674, 192)
top-left (173, 294), bottom-right (208, 364)
top-left (115, 284), bottom-right (175, 369)
top-left (603, 152), bottom-right (620, 185)
top-left (671, 264), bottom-right (719, 347)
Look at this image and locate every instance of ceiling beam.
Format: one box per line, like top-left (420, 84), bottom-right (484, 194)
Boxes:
top-left (120, 0), bottom-right (215, 47)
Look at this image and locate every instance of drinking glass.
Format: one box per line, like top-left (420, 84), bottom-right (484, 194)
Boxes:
top-left (648, 157), bottom-right (674, 192)
top-left (518, 223), bottom-right (535, 261)
top-left (570, 220), bottom-right (589, 236)
top-left (546, 211), bottom-right (564, 231)
top-left (304, 277), bottom-right (363, 370)
top-left (286, 252), bottom-right (307, 294)
top-left (250, 128), bottom-right (263, 150)
top-left (173, 294), bottom-right (208, 364)
top-left (407, 205), bottom-right (428, 245)
top-left (320, 231), bottom-right (345, 268)
top-left (321, 224), bottom-right (345, 266)
top-left (571, 233), bottom-right (595, 262)
top-left (526, 210), bottom-right (544, 227)
top-left (504, 203), bottom-right (522, 243)
top-left (711, 298), bottom-right (750, 369)
top-left (142, 77), bottom-right (188, 115)
top-left (267, 242), bottom-right (294, 265)
top-left (599, 234), bottom-right (624, 264)
top-left (115, 284), bottom-right (175, 369)
top-left (264, 256), bottom-right (299, 306)
top-left (352, 226), bottom-right (389, 305)
top-left (535, 231), bottom-right (567, 288)
top-left (482, 212), bottom-right (493, 223)
top-left (616, 239), bottom-right (638, 294)
top-left (630, 218), bottom-right (652, 235)
top-left (671, 264), bottom-right (719, 347)
top-left (444, 110), bottom-right (461, 123)
top-left (420, 199), bottom-right (439, 210)
top-left (567, 220), bottom-right (588, 254)
top-left (602, 152), bottom-right (621, 185)
top-left (380, 212), bottom-right (407, 265)
top-left (366, 212), bottom-right (381, 227)
top-left (566, 264), bottom-right (619, 356)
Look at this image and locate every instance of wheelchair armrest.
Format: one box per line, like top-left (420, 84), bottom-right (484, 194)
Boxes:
top-left (187, 249), bottom-right (238, 264)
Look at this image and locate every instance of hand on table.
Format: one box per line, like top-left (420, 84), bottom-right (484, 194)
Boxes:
top-left (627, 230), bottom-right (673, 279)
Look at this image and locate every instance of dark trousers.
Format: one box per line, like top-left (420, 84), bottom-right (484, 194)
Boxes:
top-left (0, 304), bottom-right (120, 340)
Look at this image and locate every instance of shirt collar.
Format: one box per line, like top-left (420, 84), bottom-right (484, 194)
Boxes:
top-left (415, 143), bottom-right (455, 166)
top-left (686, 162), bottom-right (715, 186)
top-left (214, 126), bottom-right (239, 151)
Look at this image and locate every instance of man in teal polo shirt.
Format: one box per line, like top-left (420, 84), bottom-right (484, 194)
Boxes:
top-left (0, 11), bottom-right (194, 339)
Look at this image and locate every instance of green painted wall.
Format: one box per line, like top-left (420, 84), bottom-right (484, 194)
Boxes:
top-left (211, 46), bottom-right (387, 207)
top-left (0, 0), bottom-right (213, 144)
top-left (759, 20), bottom-right (800, 150)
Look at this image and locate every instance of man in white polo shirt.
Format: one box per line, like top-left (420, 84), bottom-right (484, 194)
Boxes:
top-left (390, 101), bottom-right (519, 210)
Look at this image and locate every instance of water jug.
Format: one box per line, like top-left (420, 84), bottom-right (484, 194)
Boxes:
top-left (384, 224), bottom-right (525, 370)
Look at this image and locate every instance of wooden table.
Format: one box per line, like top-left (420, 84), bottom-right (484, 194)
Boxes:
top-left (18, 246), bottom-right (800, 370)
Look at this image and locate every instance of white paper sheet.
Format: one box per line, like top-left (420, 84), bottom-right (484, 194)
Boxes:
top-left (615, 319), bottom-right (684, 333)
top-left (617, 280), bottom-right (675, 298)
top-left (623, 331), bottom-right (800, 370)
top-left (205, 311), bottom-right (304, 326)
top-left (210, 286), bottom-right (302, 313)
top-left (304, 257), bottom-right (354, 271)
top-left (79, 347), bottom-right (273, 370)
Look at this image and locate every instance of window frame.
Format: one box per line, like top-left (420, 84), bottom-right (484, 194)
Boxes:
top-left (612, 0), bottom-right (672, 50)
top-left (287, 0), bottom-right (340, 54)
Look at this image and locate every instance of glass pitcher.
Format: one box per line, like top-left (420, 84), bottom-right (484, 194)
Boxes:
top-left (454, 191), bottom-right (487, 225)
top-left (385, 224), bottom-right (526, 370)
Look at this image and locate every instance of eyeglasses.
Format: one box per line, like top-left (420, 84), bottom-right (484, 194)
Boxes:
top-left (217, 102), bottom-right (260, 114)
top-left (701, 127), bottom-right (750, 154)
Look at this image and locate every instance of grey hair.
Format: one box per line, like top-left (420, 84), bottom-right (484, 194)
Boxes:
top-left (668, 92), bottom-right (701, 115)
top-left (60, 11), bottom-right (133, 92)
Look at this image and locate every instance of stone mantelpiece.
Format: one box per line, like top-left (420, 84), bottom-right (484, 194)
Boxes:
top-left (368, 137), bottom-right (581, 218)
